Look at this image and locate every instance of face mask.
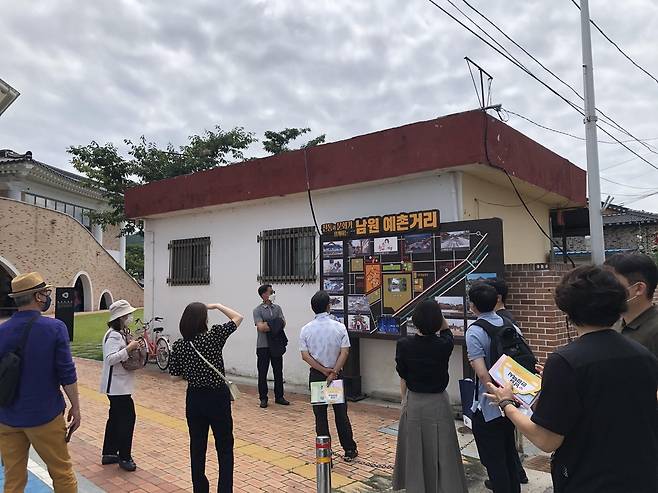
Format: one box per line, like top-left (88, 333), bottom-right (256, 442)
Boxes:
top-left (40, 294), bottom-right (52, 312)
top-left (126, 314), bottom-right (134, 326)
top-left (269, 294), bottom-right (276, 303)
top-left (626, 282), bottom-right (641, 303)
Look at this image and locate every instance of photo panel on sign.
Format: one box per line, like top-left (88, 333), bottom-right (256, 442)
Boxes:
top-left (348, 295), bottom-right (370, 314)
top-left (348, 314), bottom-right (371, 333)
top-left (383, 273), bottom-right (412, 312)
top-left (348, 239), bottom-right (372, 257)
top-left (437, 296), bottom-right (465, 318)
top-left (445, 318), bottom-right (465, 337)
top-left (404, 233), bottom-right (433, 254)
top-left (350, 258), bottom-right (364, 272)
top-left (323, 258), bottom-right (344, 275)
top-left (440, 231), bottom-right (470, 251)
top-left (374, 236), bottom-right (398, 254)
top-left (329, 295), bottom-right (344, 312)
top-left (323, 241), bottom-right (344, 258)
top-left (323, 277), bottom-right (344, 294)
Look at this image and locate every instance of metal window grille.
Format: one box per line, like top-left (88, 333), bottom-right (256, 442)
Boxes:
top-left (258, 227), bottom-right (316, 283)
top-left (168, 237), bottom-right (211, 286)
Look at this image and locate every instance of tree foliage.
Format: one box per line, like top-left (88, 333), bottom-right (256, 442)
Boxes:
top-left (68, 126), bottom-right (256, 234)
top-left (125, 243), bottom-right (144, 281)
top-left (263, 127), bottom-right (326, 155)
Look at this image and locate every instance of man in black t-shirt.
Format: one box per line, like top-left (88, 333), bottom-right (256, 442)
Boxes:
top-left (485, 266), bottom-right (658, 493)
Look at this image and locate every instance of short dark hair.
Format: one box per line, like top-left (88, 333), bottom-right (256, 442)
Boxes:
top-left (311, 290), bottom-right (330, 314)
top-left (258, 284), bottom-right (273, 298)
top-left (555, 265), bottom-right (627, 328)
top-left (604, 253), bottom-right (658, 299)
top-left (412, 300), bottom-right (445, 336)
top-left (468, 282), bottom-right (498, 313)
top-left (485, 278), bottom-right (508, 303)
top-left (179, 302), bottom-right (208, 340)
top-left (107, 318), bottom-right (123, 331)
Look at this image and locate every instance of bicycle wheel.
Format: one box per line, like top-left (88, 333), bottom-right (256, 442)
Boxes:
top-left (156, 338), bottom-right (171, 371)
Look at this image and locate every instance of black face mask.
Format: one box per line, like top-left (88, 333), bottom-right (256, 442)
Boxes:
top-left (39, 294), bottom-right (52, 312)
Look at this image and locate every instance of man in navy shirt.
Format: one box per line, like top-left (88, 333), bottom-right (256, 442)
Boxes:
top-left (0, 272), bottom-right (80, 492)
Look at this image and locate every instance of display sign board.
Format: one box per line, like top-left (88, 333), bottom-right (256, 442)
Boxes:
top-left (55, 287), bottom-right (75, 342)
top-left (320, 211), bottom-right (504, 342)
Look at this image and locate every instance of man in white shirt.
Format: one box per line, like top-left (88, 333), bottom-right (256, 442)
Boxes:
top-left (299, 290), bottom-right (358, 461)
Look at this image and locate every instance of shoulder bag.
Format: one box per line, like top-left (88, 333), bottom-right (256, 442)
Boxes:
top-left (0, 315), bottom-right (39, 407)
top-left (189, 341), bottom-right (240, 401)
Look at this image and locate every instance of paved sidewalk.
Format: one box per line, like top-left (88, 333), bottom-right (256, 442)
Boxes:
top-left (55, 358), bottom-right (552, 492)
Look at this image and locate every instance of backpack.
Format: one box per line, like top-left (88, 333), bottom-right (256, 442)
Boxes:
top-left (471, 316), bottom-right (537, 372)
top-left (0, 315), bottom-right (39, 407)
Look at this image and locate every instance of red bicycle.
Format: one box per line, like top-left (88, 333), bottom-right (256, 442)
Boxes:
top-left (135, 316), bottom-right (171, 371)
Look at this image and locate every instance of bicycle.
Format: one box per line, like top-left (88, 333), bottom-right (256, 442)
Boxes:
top-left (134, 316), bottom-right (171, 371)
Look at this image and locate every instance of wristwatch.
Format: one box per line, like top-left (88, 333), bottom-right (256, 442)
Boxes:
top-left (499, 399), bottom-right (519, 416)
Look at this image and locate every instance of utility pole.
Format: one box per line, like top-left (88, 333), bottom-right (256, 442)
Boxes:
top-left (579, 0), bottom-right (605, 264)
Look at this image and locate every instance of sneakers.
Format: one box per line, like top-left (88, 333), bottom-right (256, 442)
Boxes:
top-left (260, 399), bottom-right (268, 408)
top-left (343, 449), bottom-right (358, 462)
top-left (275, 398), bottom-right (290, 406)
top-left (119, 458), bottom-right (137, 472)
top-left (101, 454), bottom-right (119, 465)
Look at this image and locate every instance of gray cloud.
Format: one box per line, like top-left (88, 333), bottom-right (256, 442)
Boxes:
top-left (1, 0), bottom-right (658, 210)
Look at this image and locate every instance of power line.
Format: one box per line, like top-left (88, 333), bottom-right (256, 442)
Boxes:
top-left (424, 0), bottom-right (658, 173)
top-left (506, 108), bottom-right (658, 146)
top-left (569, 0), bottom-right (658, 87)
top-left (456, 0), bottom-right (658, 156)
top-left (600, 176), bottom-right (657, 191)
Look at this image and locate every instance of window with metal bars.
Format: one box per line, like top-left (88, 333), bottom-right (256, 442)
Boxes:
top-left (168, 237), bottom-right (211, 286)
top-left (258, 227), bottom-right (316, 283)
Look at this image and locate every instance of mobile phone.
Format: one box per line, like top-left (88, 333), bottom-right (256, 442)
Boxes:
top-left (65, 426), bottom-right (73, 443)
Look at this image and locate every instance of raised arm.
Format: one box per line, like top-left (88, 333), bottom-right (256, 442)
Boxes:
top-left (208, 303), bottom-right (243, 326)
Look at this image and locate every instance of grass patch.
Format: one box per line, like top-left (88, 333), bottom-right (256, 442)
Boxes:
top-left (70, 309), bottom-right (144, 361)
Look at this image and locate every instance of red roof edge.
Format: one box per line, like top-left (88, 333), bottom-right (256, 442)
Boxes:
top-left (125, 110), bottom-right (586, 218)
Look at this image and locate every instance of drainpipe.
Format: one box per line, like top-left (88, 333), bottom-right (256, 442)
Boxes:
top-left (119, 222), bottom-right (126, 269)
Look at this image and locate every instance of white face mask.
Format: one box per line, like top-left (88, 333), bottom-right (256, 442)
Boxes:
top-left (269, 293), bottom-right (276, 303)
top-left (125, 314), bottom-right (134, 326)
top-left (626, 282), bottom-right (641, 304)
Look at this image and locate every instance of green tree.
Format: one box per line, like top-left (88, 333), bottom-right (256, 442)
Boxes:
top-left (262, 127), bottom-right (326, 155)
top-left (68, 126), bottom-right (256, 234)
top-left (125, 243), bottom-right (144, 280)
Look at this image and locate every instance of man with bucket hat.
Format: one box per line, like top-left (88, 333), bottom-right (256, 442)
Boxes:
top-left (0, 272), bottom-right (79, 492)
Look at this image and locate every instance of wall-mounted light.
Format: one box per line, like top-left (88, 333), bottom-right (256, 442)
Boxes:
top-left (0, 78), bottom-right (20, 117)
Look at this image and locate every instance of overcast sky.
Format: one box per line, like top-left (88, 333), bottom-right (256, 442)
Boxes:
top-left (2, 0), bottom-right (658, 211)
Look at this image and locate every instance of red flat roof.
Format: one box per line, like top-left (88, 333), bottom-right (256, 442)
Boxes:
top-left (125, 110), bottom-right (585, 218)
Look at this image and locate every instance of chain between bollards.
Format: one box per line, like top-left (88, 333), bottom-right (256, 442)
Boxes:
top-left (316, 436), bottom-right (332, 493)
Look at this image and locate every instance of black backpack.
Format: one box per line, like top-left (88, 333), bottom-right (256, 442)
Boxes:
top-left (471, 316), bottom-right (537, 372)
top-left (0, 315), bottom-right (39, 407)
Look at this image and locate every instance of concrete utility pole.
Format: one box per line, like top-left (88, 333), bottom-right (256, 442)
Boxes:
top-left (579, 0), bottom-right (606, 264)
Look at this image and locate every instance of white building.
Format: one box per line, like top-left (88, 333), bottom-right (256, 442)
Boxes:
top-left (126, 110), bottom-right (585, 401)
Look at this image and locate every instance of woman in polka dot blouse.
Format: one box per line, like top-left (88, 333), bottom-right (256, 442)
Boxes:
top-left (169, 302), bottom-right (244, 493)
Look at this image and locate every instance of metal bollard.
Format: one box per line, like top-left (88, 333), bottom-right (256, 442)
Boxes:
top-left (316, 436), bottom-right (332, 493)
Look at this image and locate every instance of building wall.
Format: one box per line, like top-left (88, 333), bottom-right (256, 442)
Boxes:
top-left (144, 172), bottom-right (465, 400)
top-left (103, 223), bottom-right (121, 251)
top-left (565, 224), bottom-right (658, 253)
top-left (14, 179), bottom-right (106, 212)
top-left (461, 173), bottom-right (552, 263)
top-left (504, 263), bottom-right (572, 362)
top-left (0, 198), bottom-right (143, 312)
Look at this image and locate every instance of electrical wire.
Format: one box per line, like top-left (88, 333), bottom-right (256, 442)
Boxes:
top-left (600, 176), bottom-right (657, 190)
top-left (303, 149), bottom-right (322, 237)
top-left (479, 110), bottom-right (577, 267)
top-left (506, 109), bottom-right (658, 146)
top-left (455, 0), bottom-right (658, 156)
top-left (424, 0), bottom-right (658, 173)
top-left (569, 0), bottom-right (658, 87)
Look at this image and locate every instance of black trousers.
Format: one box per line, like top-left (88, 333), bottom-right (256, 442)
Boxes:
top-left (102, 394), bottom-right (136, 460)
top-left (309, 368), bottom-right (357, 452)
top-left (186, 386), bottom-right (234, 493)
top-left (256, 347), bottom-right (284, 401)
top-left (472, 410), bottom-right (521, 493)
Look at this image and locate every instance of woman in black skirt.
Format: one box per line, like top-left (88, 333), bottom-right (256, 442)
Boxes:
top-left (393, 299), bottom-right (468, 493)
top-left (169, 302), bottom-right (243, 493)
